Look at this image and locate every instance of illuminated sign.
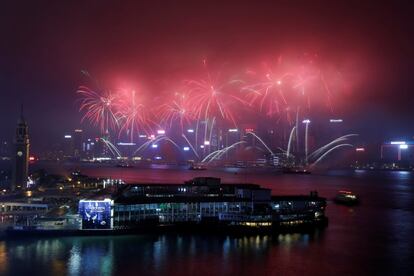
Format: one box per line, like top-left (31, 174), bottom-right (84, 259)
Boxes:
top-left (187, 129), bottom-right (194, 133)
top-left (355, 148), bottom-right (365, 152)
top-left (228, 128), bottom-right (238, 132)
top-left (183, 147), bottom-right (190, 151)
top-left (79, 199), bottom-right (113, 230)
top-left (400, 144), bottom-right (408, 149)
top-left (302, 119), bottom-right (311, 124)
top-left (330, 119), bottom-right (343, 123)
top-left (390, 141), bottom-right (406, 145)
top-left (157, 130), bottom-right (165, 135)
top-left (117, 142), bottom-right (136, 146)
top-left (64, 135), bottom-right (72, 139)
top-left (94, 157), bottom-right (111, 161)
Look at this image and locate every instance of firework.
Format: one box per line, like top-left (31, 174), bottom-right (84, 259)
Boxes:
top-left (116, 88), bottom-right (154, 142)
top-left (242, 57), bottom-right (295, 118)
top-left (75, 54), bottom-right (348, 162)
top-left (77, 85), bottom-right (119, 133)
top-left (242, 54), bottom-right (339, 122)
top-left (158, 91), bottom-right (196, 132)
top-left (183, 61), bottom-right (246, 126)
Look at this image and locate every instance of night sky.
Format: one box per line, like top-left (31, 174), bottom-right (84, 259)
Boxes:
top-left (1, 1), bottom-right (413, 153)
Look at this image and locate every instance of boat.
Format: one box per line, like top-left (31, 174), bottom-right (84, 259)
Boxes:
top-left (334, 190), bottom-right (359, 205)
top-left (282, 167), bottom-right (311, 174)
top-left (116, 162), bottom-right (134, 168)
top-left (188, 164), bottom-right (207, 170)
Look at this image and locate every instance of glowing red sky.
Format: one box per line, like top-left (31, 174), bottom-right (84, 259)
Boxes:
top-left (0, 1), bottom-right (413, 151)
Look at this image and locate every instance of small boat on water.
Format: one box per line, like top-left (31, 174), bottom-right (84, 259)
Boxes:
top-left (334, 190), bottom-right (359, 206)
top-left (189, 164), bottom-right (207, 170)
top-left (116, 162), bottom-right (134, 168)
top-left (282, 167), bottom-right (311, 174)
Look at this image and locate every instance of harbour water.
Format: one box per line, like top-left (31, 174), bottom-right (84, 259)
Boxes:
top-left (1, 166), bottom-right (413, 275)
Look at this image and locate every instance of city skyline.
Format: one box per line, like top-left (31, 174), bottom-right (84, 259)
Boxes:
top-left (1, 1), bottom-right (414, 153)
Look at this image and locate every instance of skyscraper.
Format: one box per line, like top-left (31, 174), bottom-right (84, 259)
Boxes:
top-left (12, 106), bottom-right (30, 191)
top-left (73, 129), bottom-right (83, 159)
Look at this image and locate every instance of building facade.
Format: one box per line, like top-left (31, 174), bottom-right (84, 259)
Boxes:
top-left (78, 177), bottom-right (327, 231)
top-left (12, 108), bottom-right (30, 191)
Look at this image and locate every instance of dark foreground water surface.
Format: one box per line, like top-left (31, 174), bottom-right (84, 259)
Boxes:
top-left (1, 165), bottom-right (414, 275)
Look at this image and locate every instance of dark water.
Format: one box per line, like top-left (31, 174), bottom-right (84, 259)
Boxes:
top-left (1, 166), bottom-right (414, 275)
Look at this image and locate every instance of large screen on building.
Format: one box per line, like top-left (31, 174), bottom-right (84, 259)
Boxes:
top-left (79, 199), bottom-right (112, 229)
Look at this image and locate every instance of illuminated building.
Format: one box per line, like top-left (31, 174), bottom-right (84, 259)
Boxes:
top-left (12, 106), bottom-right (30, 191)
top-left (0, 141), bottom-right (10, 160)
top-left (62, 134), bottom-right (74, 159)
top-left (78, 177), bottom-right (327, 231)
top-left (73, 129), bottom-right (83, 159)
top-left (0, 202), bottom-right (48, 215)
top-left (116, 142), bottom-right (137, 158)
top-left (381, 140), bottom-right (414, 162)
top-left (83, 138), bottom-right (96, 159)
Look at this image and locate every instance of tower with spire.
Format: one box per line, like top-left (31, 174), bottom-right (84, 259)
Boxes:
top-left (12, 105), bottom-right (30, 191)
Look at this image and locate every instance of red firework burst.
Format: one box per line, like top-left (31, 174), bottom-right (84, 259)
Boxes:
top-left (77, 85), bottom-right (119, 133)
top-left (115, 88), bottom-right (154, 142)
top-left (158, 91), bottom-right (196, 132)
top-left (183, 61), bottom-right (246, 126)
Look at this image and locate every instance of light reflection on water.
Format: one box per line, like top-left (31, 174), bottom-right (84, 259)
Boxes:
top-left (0, 232), bottom-right (323, 275)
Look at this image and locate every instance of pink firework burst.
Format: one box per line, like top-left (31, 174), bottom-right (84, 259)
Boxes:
top-left (158, 91), bottom-right (196, 132)
top-left (183, 61), bottom-right (246, 126)
top-left (77, 85), bottom-right (119, 133)
top-left (242, 54), bottom-right (339, 122)
top-left (115, 88), bottom-right (154, 142)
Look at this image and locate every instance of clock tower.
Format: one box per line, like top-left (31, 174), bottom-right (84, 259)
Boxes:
top-left (12, 106), bottom-right (30, 191)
